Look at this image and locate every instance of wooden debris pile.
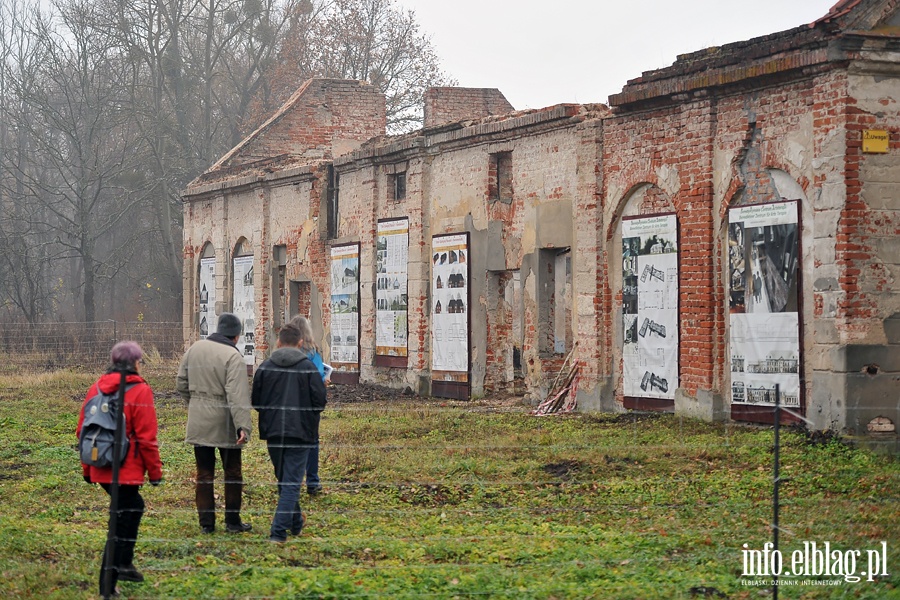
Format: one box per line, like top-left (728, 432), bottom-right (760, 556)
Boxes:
top-left (532, 346), bottom-right (580, 416)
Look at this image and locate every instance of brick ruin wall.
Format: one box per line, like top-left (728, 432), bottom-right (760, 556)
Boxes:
top-left (235, 80), bottom-right (386, 165)
top-left (183, 66), bottom-right (899, 431)
top-left (424, 88), bottom-right (516, 128)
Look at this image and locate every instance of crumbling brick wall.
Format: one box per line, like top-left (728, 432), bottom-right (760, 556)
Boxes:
top-left (424, 87), bottom-right (515, 128)
top-left (603, 100), bottom-right (718, 407)
top-left (235, 79), bottom-right (386, 164)
top-left (182, 79), bottom-right (388, 358)
top-left (182, 0), bottom-right (900, 432)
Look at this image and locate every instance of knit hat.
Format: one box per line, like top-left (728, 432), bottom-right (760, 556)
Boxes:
top-left (216, 312), bottom-right (243, 337)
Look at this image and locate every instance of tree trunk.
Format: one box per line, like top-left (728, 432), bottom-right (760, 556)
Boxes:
top-left (157, 177), bottom-right (182, 287)
top-left (83, 244), bottom-right (96, 323)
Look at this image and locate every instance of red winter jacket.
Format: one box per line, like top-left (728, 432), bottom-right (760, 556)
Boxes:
top-left (77, 372), bottom-right (163, 485)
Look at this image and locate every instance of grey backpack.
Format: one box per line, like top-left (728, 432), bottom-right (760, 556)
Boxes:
top-left (78, 385), bottom-right (135, 468)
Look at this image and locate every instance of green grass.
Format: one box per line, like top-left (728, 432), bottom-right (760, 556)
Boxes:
top-left (0, 367), bottom-right (898, 599)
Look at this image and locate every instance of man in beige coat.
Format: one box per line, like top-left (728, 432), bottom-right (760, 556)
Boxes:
top-left (177, 313), bottom-right (253, 534)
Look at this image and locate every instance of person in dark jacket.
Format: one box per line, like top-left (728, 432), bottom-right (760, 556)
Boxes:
top-left (288, 315), bottom-right (327, 496)
top-left (77, 341), bottom-right (163, 592)
top-left (252, 323), bottom-right (327, 542)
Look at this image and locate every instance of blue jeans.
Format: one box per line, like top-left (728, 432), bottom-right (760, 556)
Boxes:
top-left (306, 441), bottom-right (320, 489)
top-left (266, 440), bottom-right (311, 539)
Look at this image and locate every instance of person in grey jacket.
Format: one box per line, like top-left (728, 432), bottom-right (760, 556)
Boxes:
top-left (176, 313), bottom-right (253, 534)
top-left (252, 323), bottom-right (326, 542)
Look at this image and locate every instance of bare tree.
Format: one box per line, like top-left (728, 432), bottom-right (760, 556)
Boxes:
top-left (0, 0), bottom-right (56, 324)
top-left (4, 0), bottom-right (148, 322)
top-left (194, 0), bottom-right (296, 153)
top-left (84, 0), bottom-right (295, 302)
top-left (84, 0), bottom-right (198, 302)
top-left (250, 0), bottom-right (455, 134)
top-left (0, 0), bottom-right (453, 325)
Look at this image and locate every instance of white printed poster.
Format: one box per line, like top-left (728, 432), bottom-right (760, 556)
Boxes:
top-left (431, 234), bottom-right (469, 381)
top-left (376, 219), bottom-right (409, 357)
top-left (622, 214), bottom-right (679, 400)
top-left (232, 255), bottom-right (255, 365)
top-left (330, 244), bottom-right (360, 371)
top-left (728, 201), bottom-right (801, 408)
top-left (198, 257), bottom-right (216, 339)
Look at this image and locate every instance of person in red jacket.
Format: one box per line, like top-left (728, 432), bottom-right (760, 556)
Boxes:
top-left (77, 341), bottom-right (163, 591)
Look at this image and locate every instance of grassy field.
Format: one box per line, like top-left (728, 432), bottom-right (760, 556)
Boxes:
top-left (0, 366), bottom-right (898, 599)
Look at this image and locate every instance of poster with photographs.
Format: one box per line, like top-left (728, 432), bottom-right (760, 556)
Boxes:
top-left (375, 219), bottom-right (409, 357)
top-left (622, 214), bottom-right (679, 400)
top-left (231, 255), bottom-right (256, 365)
top-left (330, 244), bottom-right (360, 371)
top-left (431, 233), bottom-right (469, 380)
top-left (198, 257), bottom-right (216, 339)
top-left (728, 201), bottom-right (800, 407)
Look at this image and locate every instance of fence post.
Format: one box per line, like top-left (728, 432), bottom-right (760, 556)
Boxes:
top-left (100, 369), bottom-right (128, 599)
top-left (772, 383), bottom-right (781, 600)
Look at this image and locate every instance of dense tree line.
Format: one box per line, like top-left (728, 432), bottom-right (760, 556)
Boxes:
top-left (0, 0), bottom-right (451, 324)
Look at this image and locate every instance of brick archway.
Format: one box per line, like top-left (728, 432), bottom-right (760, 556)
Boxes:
top-left (722, 168), bottom-right (810, 425)
top-left (607, 181), bottom-right (679, 410)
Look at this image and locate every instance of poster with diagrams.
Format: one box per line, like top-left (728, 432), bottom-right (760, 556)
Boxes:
top-left (198, 257), bottom-right (216, 339)
top-left (231, 255), bottom-right (255, 365)
top-left (375, 219), bottom-right (409, 357)
top-left (330, 244), bottom-right (360, 371)
top-left (622, 214), bottom-right (679, 400)
top-left (431, 233), bottom-right (469, 381)
top-left (728, 201), bottom-right (801, 408)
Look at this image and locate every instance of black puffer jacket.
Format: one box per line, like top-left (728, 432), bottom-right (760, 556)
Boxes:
top-left (251, 347), bottom-right (327, 443)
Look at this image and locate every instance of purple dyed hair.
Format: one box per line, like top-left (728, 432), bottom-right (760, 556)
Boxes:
top-left (110, 340), bottom-right (143, 368)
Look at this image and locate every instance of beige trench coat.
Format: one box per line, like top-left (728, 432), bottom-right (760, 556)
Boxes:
top-left (176, 339), bottom-right (252, 448)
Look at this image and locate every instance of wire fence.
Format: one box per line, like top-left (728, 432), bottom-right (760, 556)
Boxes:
top-left (0, 344), bottom-right (898, 597)
top-left (9, 390), bottom-right (899, 599)
top-left (0, 321), bottom-right (183, 374)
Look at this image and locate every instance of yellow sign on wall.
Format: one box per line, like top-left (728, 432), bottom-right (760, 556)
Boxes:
top-left (863, 129), bottom-right (890, 154)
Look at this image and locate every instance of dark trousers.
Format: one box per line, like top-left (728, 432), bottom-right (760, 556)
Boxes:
top-left (194, 446), bottom-right (243, 529)
top-left (98, 484), bottom-right (144, 593)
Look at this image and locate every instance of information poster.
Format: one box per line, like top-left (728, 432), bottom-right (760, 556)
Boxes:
top-left (198, 257), bottom-right (216, 339)
top-left (232, 255), bottom-right (255, 365)
top-left (728, 201), bottom-right (800, 408)
top-left (330, 244), bottom-right (360, 371)
top-left (622, 214), bottom-right (679, 400)
top-left (375, 219), bottom-right (409, 357)
top-left (431, 233), bottom-right (469, 382)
